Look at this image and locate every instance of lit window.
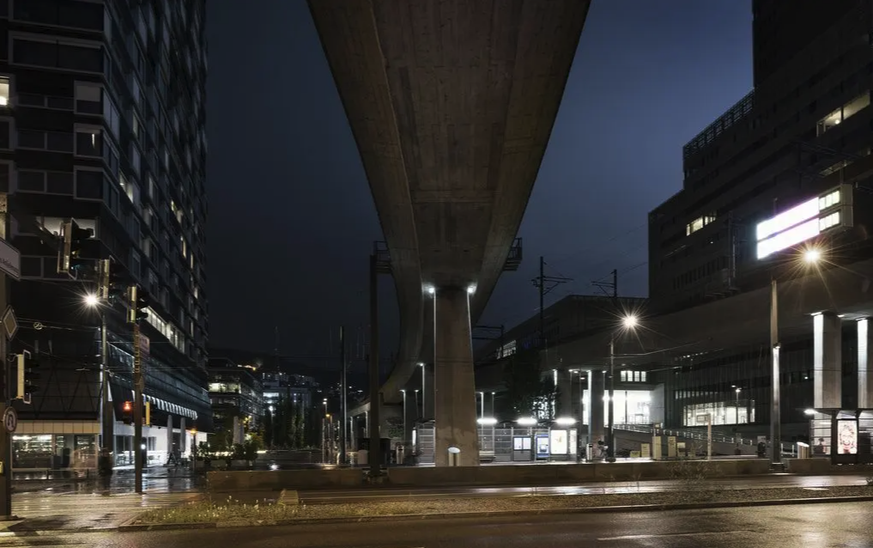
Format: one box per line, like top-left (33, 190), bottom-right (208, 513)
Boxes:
top-left (686, 214), bottom-right (716, 236)
top-left (0, 77), bottom-right (10, 107)
top-left (817, 92), bottom-right (871, 135)
top-left (819, 211), bottom-right (840, 231)
top-left (818, 190), bottom-right (840, 211)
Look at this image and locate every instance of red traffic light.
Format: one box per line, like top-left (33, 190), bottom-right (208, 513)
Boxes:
top-left (123, 401), bottom-right (133, 412)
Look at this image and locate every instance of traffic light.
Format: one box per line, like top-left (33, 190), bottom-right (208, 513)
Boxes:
top-left (57, 219), bottom-right (94, 277)
top-left (145, 400), bottom-right (151, 426)
top-left (15, 350), bottom-right (39, 404)
top-left (127, 285), bottom-right (150, 324)
top-left (106, 261), bottom-right (129, 303)
top-left (122, 400), bottom-right (133, 424)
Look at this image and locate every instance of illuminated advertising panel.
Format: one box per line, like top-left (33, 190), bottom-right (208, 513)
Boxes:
top-left (755, 185), bottom-right (852, 260)
top-left (756, 198), bottom-right (819, 241)
top-left (836, 420), bottom-right (858, 455)
top-left (756, 218), bottom-right (820, 259)
top-left (550, 429), bottom-right (568, 455)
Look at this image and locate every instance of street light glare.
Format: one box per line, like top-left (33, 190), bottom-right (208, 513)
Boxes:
top-left (84, 294), bottom-right (99, 307)
top-left (622, 314), bottom-right (638, 329)
top-left (804, 248), bottom-right (821, 263)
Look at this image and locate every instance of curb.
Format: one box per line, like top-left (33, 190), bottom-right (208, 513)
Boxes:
top-left (116, 494), bottom-right (873, 532)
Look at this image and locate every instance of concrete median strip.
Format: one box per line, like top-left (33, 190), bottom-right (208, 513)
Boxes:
top-left (118, 486), bottom-right (873, 532)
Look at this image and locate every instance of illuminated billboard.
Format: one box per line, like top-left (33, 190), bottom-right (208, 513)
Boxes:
top-left (756, 185), bottom-right (853, 260)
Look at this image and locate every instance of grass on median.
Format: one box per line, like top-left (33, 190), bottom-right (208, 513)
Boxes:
top-left (134, 485), bottom-right (873, 526)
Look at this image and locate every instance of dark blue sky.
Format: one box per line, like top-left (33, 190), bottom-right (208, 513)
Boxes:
top-left (205, 1), bottom-right (753, 364)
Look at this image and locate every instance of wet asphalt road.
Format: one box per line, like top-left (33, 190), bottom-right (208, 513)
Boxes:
top-left (1, 501), bottom-right (871, 547)
top-left (295, 474), bottom-right (869, 503)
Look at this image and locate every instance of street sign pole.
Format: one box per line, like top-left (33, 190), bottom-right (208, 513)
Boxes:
top-left (0, 271), bottom-right (11, 519)
top-left (133, 322), bottom-right (143, 494)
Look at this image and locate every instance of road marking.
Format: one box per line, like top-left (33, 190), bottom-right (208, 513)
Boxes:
top-left (598, 531), bottom-right (753, 541)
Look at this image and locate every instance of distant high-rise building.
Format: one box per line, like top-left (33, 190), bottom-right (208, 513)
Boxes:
top-left (1, 0), bottom-right (210, 470)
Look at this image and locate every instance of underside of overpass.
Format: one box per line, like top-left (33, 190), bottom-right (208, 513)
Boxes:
top-left (309, 0), bottom-right (590, 465)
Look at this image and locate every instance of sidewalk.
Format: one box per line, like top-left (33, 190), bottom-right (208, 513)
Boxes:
top-left (12, 466), bottom-right (201, 495)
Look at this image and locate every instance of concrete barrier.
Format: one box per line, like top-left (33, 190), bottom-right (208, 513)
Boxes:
top-left (208, 468), bottom-right (363, 492)
top-left (785, 458), bottom-right (873, 475)
top-left (386, 459), bottom-right (772, 487)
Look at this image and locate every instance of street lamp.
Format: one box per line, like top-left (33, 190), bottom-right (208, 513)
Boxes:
top-left (419, 362), bottom-right (426, 420)
top-left (735, 387), bottom-right (742, 424)
top-left (400, 389), bottom-right (407, 444)
top-left (770, 245), bottom-right (821, 468)
top-left (607, 314), bottom-right (638, 463)
top-left (84, 293), bottom-right (111, 476)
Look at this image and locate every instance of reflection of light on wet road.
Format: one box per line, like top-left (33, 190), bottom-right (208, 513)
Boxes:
top-left (301, 475), bottom-right (869, 503)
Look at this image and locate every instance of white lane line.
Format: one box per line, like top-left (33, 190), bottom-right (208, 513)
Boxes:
top-left (598, 530), bottom-right (753, 541)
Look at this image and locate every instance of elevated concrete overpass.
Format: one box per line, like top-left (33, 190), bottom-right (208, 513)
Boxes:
top-left (309, 0), bottom-right (591, 465)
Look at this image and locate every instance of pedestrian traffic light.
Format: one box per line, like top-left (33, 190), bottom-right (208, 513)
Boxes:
top-left (58, 219), bottom-right (94, 277)
top-left (127, 285), bottom-right (150, 324)
top-left (122, 400), bottom-right (133, 424)
top-left (15, 350), bottom-right (39, 404)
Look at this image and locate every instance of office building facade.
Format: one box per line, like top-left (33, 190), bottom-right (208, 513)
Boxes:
top-left (2, 0), bottom-right (210, 470)
top-left (650, 0), bottom-right (873, 312)
top-left (208, 358), bottom-right (263, 431)
top-left (640, 0), bottom-right (873, 442)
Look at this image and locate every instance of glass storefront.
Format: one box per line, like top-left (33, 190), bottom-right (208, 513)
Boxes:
top-left (581, 389), bottom-right (652, 425)
top-left (683, 401), bottom-right (755, 426)
top-left (12, 434), bottom-right (96, 470)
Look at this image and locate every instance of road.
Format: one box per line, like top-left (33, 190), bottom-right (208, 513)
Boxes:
top-left (1, 501), bottom-right (871, 547)
top-left (295, 474), bottom-right (868, 503)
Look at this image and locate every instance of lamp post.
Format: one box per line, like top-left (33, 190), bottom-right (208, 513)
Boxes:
top-left (419, 362), bottom-right (426, 420)
top-left (734, 387), bottom-right (742, 424)
top-left (770, 247), bottom-right (821, 468)
top-left (85, 294), bottom-right (111, 476)
top-left (400, 389), bottom-right (407, 444)
top-left (607, 314), bottom-right (638, 463)
top-left (769, 246), bottom-right (821, 468)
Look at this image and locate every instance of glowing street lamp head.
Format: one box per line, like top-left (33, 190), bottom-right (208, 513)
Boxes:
top-left (622, 315), bottom-right (638, 329)
top-left (84, 294), bottom-right (99, 307)
top-left (803, 248), bottom-right (822, 264)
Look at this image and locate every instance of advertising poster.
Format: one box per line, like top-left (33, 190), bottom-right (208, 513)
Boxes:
top-left (836, 420), bottom-right (858, 455)
top-left (550, 429), bottom-right (568, 455)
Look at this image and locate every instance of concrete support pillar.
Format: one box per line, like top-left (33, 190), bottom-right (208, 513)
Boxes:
top-left (166, 415), bottom-right (173, 456)
top-left (588, 370), bottom-right (606, 446)
top-left (858, 318), bottom-right (873, 408)
top-left (179, 418), bottom-right (186, 454)
top-left (364, 411), bottom-right (370, 437)
top-left (813, 312), bottom-right (842, 409)
top-left (433, 287), bottom-right (478, 467)
top-left (556, 369), bottom-right (573, 418)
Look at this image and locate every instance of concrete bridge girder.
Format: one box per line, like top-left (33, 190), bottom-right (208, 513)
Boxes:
top-left (309, 0), bottom-right (592, 465)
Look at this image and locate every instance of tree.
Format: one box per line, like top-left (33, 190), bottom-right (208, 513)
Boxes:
top-left (501, 349), bottom-right (554, 419)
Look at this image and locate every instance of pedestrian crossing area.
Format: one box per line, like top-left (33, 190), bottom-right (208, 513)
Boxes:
top-left (4, 491), bottom-right (200, 533)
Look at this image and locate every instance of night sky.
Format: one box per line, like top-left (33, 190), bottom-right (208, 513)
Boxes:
top-left (205, 1), bottom-right (753, 368)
